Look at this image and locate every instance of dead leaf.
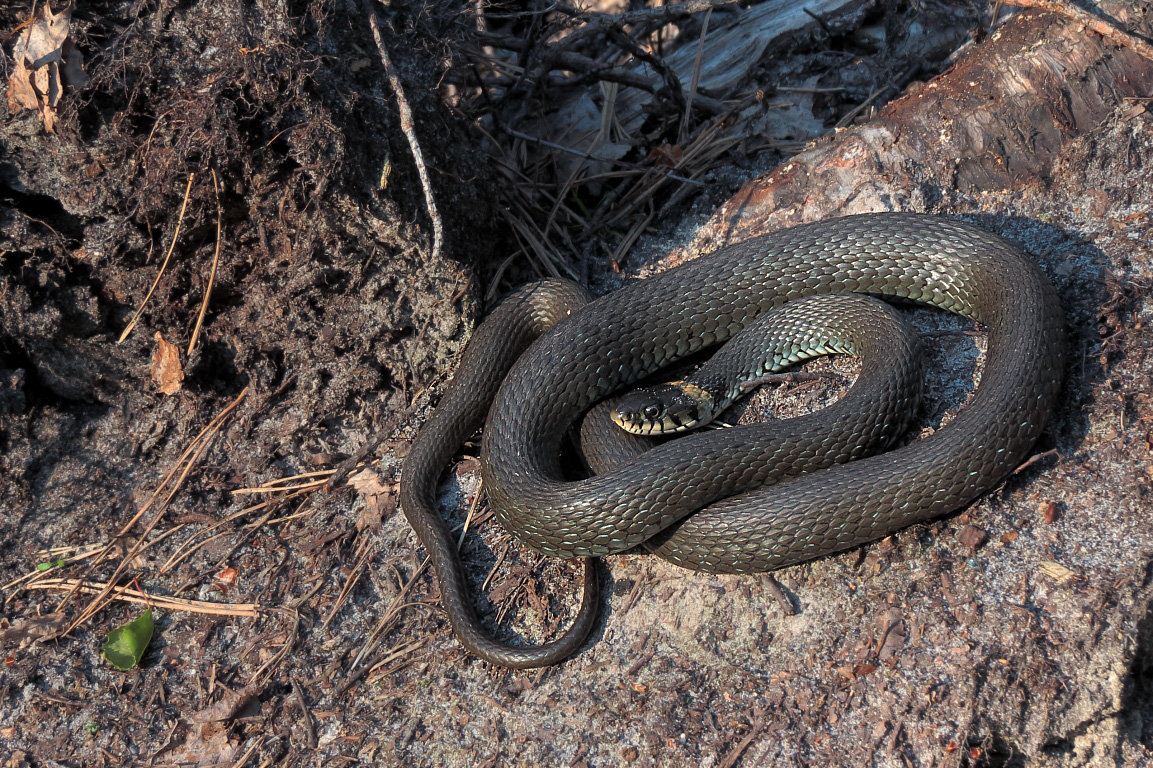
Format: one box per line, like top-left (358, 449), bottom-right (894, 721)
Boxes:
top-left (150, 332), bottom-right (184, 395)
top-left (304, 451), bottom-right (345, 466)
top-left (648, 143), bottom-right (684, 167)
top-left (835, 663), bottom-right (877, 681)
top-left (13, 6), bottom-right (72, 67)
top-left (169, 720), bottom-right (238, 768)
top-left (956, 524), bottom-right (988, 549)
top-left (6, 4), bottom-right (87, 133)
top-left (0, 612), bottom-right (69, 648)
top-left (347, 468), bottom-right (388, 497)
top-left (876, 608), bottom-right (906, 661)
top-left (348, 468), bottom-right (396, 532)
top-left (7, 59), bottom-right (39, 112)
top-left (193, 685), bottom-right (257, 723)
top-left (212, 567), bottom-right (239, 594)
top-left (5, 750), bottom-right (30, 768)
top-left (1038, 560), bottom-right (1077, 584)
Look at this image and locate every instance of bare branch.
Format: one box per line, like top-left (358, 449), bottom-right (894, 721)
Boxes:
top-left (367, 7), bottom-right (444, 262)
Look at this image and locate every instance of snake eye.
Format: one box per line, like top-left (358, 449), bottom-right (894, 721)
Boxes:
top-left (643, 404), bottom-right (661, 421)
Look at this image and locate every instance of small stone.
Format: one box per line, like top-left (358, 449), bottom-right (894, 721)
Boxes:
top-left (957, 524), bottom-right (988, 549)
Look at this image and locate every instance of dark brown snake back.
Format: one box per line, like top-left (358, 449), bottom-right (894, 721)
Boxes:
top-left (400, 213), bottom-right (1066, 667)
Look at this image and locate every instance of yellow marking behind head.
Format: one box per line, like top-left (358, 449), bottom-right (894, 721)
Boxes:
top-left (676, 381), bottom-right (715, 416)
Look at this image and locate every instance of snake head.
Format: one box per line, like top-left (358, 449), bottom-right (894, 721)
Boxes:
top-left (611, 382), bottom-right (713, 435)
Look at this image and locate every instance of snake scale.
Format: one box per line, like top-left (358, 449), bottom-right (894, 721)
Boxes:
top-left (399, 213), bottom-right (1066, 668)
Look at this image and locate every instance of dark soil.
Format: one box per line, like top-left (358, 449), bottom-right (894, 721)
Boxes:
top-left (3, 1), bottom-right (1151, 767)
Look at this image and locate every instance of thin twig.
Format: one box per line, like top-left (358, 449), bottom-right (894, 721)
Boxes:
top-left (1013, 447), bottom-right (1059, 474)
top-left (717, 711), bottom-right (767, 768)
top-left (291, 675), bottom-right (318, 750)
top-left (230, 735), bottom-right (266, 768)
top-left (321, 534), bottom-right (376, 631)
top-left (367, 8), bottom-right (443, 262)
top-left (551, 0), bottom-right (740, 49)
top-left (502, 128), bottom-right (704, 186)
top-left (544, 50), bottom-right (725, 114)
top-left (252, 608), bottom-right (298, 685)
top-left (349, 557), bottom-right (431, 672)
top-left (763, 574), bottom-right (796, 616)
top-left (119, 173), bottom-right (195, 343)
top-left (188, 169), bottom-right (222, 355)
top-left (26, 578), bottom-right (258, 617)
top-left (59, 387), bottom-right (249, 631)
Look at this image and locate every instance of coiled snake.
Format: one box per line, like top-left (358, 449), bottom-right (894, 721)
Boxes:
top-left (399, 213), bottom-right (1065, 668)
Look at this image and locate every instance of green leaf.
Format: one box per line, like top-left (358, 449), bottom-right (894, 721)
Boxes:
top-left (102, 609), bottom-right (154, 670)
top-left (36, 562), bottom-right (53, 571)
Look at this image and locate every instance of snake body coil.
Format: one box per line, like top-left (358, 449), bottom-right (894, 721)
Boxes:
top-left (400, 213), bottom-right (1065, 668)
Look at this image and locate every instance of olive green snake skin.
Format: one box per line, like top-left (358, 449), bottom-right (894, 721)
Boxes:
top-left (399, 213), bottom-right (1066, 668)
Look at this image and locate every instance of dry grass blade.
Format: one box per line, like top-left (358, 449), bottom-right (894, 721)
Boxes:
top-left (464, 0), bottom-right (812, 285)
top-left (252, 607), bottom-right (299, 685)
top-left (25, 577), bottom-right (258, 617)
top-left (350, 557), bottom-right (430, 670)
top-left (187, 168), bottom-right (223, 355)
top-left (59, 386), bottom-right (249, 632)
top-left (158, 530), bottom-right (231, 575)
top-left (595, 117), bottom-right (738, 234)
top-left (261, 493), bottom-right (318, 526)
top-left (480, 541), bottom-right (510, 593)
top-left (678, 7), bottom-right (713, 143)
top-left (365, 638), bottom-right (428, 681)
top-left (228, 734), bottom-right (266, 768)
top-left (117, 385), bottom-right (249, 539)
top-left (257, 469), bottom-right (336, 487)
top-left (118, 172), bottom-right (195, 344)
top-left (3, 527), bottom-right (187, 599)
top-left (232, 477), bottom-right (330, 495)
top-left (321, 533), bottom-right (377, 631)
top-left (609, 209), bottom-right (654, 269)
top-left (161, 491), bottom-right (312, 577)
top-left (455, 482), bottom-right (488, 550)
top-left (2, 541), bottom-right (108, 593)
